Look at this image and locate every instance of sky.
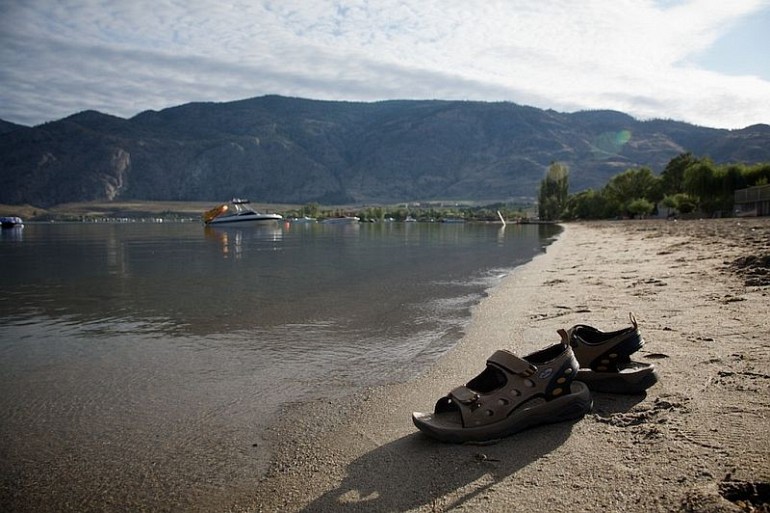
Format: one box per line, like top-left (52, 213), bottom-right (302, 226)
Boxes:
top-left (1, 0), bottom-right (769, 129)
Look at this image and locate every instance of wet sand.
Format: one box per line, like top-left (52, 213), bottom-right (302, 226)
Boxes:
top-left (244, 218), bottom-right (770, 513)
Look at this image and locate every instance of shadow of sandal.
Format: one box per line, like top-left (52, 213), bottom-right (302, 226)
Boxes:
top-left (590, 391), bottom-right (648, 416)
top-left (300, 419), bottom-right (578, 513)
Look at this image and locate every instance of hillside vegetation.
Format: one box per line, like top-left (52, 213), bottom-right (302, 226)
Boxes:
top-left (1, 95), bottom-right (769, 208)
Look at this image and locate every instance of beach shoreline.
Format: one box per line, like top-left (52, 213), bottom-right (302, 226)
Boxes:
top-left (240, 218), bottom-right (769, 513)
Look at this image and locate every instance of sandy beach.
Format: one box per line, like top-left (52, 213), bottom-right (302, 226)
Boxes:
top-left (236, 218), bottom-right (770, 513)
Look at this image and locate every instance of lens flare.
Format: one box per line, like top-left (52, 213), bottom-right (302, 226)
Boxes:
top-left (592, 130), bottom-right (632, 159)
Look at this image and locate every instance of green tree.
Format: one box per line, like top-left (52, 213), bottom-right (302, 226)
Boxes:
top-left (563, 189), bottom-right (610, 220)
top-left (302, 202), bottom-right (320, 218)
top-left (683, 160), bottom-right (741, 214)
top-left (660, 152), bottom-right (697, 195)
top-left (562, 155), bottom-right (769, 220)
top-left (683, 159), bottom-right (716, 199)
top-left (661, 193), bottom-right (696, 214)
top-left (538, 162), bottom-right (569, 221)
top-left (744, 163), bottom-right (770, 186)
top-left (627, 198), bottom-right (655, 218)
top-left (603, 167), bottom-right (661, 217)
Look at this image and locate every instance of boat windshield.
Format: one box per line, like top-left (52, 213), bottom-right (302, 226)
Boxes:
top-left (230, 202), bottom-right (255, 214)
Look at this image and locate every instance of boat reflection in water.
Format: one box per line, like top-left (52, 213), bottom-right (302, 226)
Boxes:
top-left (0, 226), bottom-right (23, 241)
top-left (204, 223), bottom-right (283, 259)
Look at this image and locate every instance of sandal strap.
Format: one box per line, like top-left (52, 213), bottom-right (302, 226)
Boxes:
top-left (629, 312), bottom-right (638, 330)
top-left (567, 313), bottom-right (644, 371)
top-left (487, 350), bottom-right (536, 377)
top-left (448, 386), bottom-right (479, 405)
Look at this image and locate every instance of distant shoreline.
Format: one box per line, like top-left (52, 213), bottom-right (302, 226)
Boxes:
top-left (0, 200), bottom-right (540, 224)
top-left (0, 200), bottom-right (294, 222)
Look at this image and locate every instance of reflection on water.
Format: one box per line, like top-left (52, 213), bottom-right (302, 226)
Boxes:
top-left (0, 225), bottom-right (24, 241)
top-left (1, 222), bottom-right (558, 335)
top-left (204, 223), bottom-right (283, 259)
top-left (0, 221), bottom-right (560, 512)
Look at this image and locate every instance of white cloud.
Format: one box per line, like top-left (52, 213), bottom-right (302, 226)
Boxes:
top-left (1, 0), bottom-right (769, 128)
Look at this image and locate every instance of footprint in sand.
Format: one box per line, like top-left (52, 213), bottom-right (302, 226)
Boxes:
top-left (683, 480), bottom-right (770, 513)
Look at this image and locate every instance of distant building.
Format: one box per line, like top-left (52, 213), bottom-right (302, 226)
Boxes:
top-left (734, 184), bottom-right (770, 217)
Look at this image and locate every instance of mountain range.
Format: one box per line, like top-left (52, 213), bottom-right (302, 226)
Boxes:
top-left (1, 95), bottom-right (769, 208)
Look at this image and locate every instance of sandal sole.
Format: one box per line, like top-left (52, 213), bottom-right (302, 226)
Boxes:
top-left (412, 381), bottom-right (593, 443)
top-left (576, 363), bottom-right (659, 394)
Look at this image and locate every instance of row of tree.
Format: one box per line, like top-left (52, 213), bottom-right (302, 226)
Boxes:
top-left (538, 153), bottom-right (770, 221)
top-left (281, 202), bottom-right (531, 223)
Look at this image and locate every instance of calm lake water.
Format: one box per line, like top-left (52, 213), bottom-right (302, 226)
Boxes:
top-left (0, 220), bottom-right (559, 512)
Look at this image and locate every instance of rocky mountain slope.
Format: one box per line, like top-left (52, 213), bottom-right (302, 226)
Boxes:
top-left (1, 95), bottom-right (768, 207)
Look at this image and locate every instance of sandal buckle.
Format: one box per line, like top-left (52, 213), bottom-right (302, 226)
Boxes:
top-left (449, 386), bottom-right (479, 405)
top-left (520, 365), bottom-right (536, 378)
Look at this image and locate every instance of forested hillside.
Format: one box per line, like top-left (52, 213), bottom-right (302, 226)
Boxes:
top-left (1, 95), bottom-right (768, 207)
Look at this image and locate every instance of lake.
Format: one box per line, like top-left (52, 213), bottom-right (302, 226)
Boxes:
top-left (0, 220), bottom-right (559, 512)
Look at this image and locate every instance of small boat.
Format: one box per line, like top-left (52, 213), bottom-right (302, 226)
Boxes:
top-left (203, 199), bottom-right (282, 225)
top-left (289, 216), bottom-right (317, 223)
top-left (321, 216), bottom-right (360, 224)
top-left (0, 216), bottom-right (24, 228)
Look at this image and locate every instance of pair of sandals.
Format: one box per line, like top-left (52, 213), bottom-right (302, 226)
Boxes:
top-left (412, 313), bottom-right (659, 443)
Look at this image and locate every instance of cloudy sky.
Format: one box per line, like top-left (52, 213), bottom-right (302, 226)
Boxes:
top-left (1, 0), bottom-right (769, 129)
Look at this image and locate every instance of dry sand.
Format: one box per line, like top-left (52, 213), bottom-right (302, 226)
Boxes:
top-left (231, 218), bottom-right (770, 513)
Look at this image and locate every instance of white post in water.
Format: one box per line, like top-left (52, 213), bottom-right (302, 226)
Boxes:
top-left (497, 210), bottom-right (506, 226)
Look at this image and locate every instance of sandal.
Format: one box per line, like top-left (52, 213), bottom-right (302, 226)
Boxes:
top-left (412, 337), bottom-right (592, 443)
top-left (565, 313), bottom-right (659, 394)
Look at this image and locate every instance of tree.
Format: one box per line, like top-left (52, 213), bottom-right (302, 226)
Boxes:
top-left (683, 161), bottom-right (770, 214)
top-left (563, 189), bottom-right (610, 219)
top-left (603, 167), bottom-right (661, 217)
top-left (744, 163), bottom-right (770, 186)
top-left (302, 202), bottom-right (320, 218)
top-left (627, 198), bottom-right (655, 218)
top-left (683, 159), bottom-right (715, 198)
top-left (538, 162), bottom-right (569, 221)
top-left (562, 154), bottom-right (769, 220)
top-left (662, 193), bottom-right (696, 214)
top-left (683, 159), bottom-right (723, 214)
top-left (660, 152), bottom-right (697, 195)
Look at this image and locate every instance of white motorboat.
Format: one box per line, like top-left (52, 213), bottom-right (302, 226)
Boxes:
top-left (203, 199), bottom-right (282, 225)
top-left (289, 216), bottom-right (317, 223)
top-left (0, 216), bottom-right (24, 228)
top-left (320, 216), bottom-right (360, 224)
